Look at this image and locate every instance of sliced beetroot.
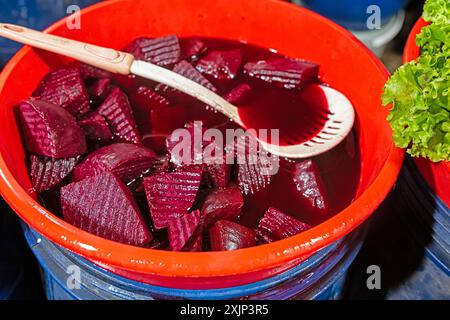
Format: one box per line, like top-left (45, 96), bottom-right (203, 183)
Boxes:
top-left (18, 99), bottom-right (86, 158)
top-left (143, 167), bottom-right (203, 229)
top-left (182, 38), bottom-right (207, 61)
top-left (196, 49), bottom-right (242, 80)
top-left (72, 143), bottom-right (156, 183)
top-left (155, 60), bottom-right (217, 102)
top-left (34, 67), bottom-right (90, 118)
top-left (183, 226), bottom-right (204, 252)
top-left (61, 172), bottom-right (152, 246)
top-left (79, 63), bottom-right (113, 80)
top-left (209, 220), bottom-right (257, 251)
top-left (131, 86), bottom-right (170, 110)
top-left (293, 160), bottom-right (329, 211)
top-left (98, 87), bottom-right (141, 144)
top-left (87, 78), bottom-right (112, 103)
top-left (201, 185), bottom-right (244, 225)
top-left (224, 83), bottom-right (253, 105)
top-left (167, 209), bottom-right (202, 251)
top-left (30, 155), bottom-right (80, 192)
top-left (243, 57), bottom-right (319, 90)
top-left (124, 35), bottom-right (181, 67)
top-left (234, 135), bottom-right (272, 195)
top-left (204, 162), bottom-right (230, 189)
top-left (78, 112), bottom-right (113, 141)
top-left (255, 207), bottom-right (311, 243)
top-left (150, 154), bottom-right (170, 174)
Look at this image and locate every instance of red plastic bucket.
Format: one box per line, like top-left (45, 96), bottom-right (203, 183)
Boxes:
top-left (403, 18), bottom-right (450, 208)
top-left (0, 0), bottom-right (404, 289)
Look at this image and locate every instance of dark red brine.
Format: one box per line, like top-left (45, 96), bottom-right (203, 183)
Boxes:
top-left (19, 35), bottom-right (360, 252)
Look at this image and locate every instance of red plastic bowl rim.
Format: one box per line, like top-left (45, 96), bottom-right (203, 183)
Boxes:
top-left (0, 0), bottom-right (404, 278)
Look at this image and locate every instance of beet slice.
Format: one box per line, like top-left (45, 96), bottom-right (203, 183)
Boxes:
top-left (234, 135), bottom-right (272, 195)
top-left (196, 49), bottom-right (242, 80)
top-left (18, 99), bottom-right (86, 158)
top-left (155, 60), bottom-right (217, 102)
top-left (243, 57), bottom-right (319, 90)
top-left (30, 155), bottom-right (80, 192)
top-left (204, 162), bottom-right (230, 189)
top-left (209, 220), bottom-right (257, 251)
top-left (167, 209), bottom-right (202, 251)
top-left (255, 207), bottom-right (311, 243)
top-left (201, 185), bottom-right (244, 225)
top-left (182, 38), bottom-right (207, 61)
top-left (79, 63), bottom-right (113, 80)
top-left (78, 112), bottom-right (113, 141)
top-left (61, 172), bottom-right (152, 246)
top-left (34, 67), bottom-right (90, 118)
top-left (143, 167), bottom-right (203, 229)
top-left (98, 87), bottom-right (141, 144)
top-left (224, 83), bottom-right (253, 105)
top-left (87, 78), bottom-right (112, 103)
top-left (72, 143), bottom-right (156, 183)
top-left (124, 35), bottom-right (181, 67)
top-left (131, 86), bottom-right (170, 110)
top-left (293, 160), bottom-right (329, 211)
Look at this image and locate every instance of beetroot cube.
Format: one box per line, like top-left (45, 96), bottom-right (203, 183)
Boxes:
top-left (196, 49), bottom-right (242, 80)
top-left (72, 143), bottom-right (156, 183)
top-left (143, 167), bottom-right (203, 229)
top-left (79, 63), bottom-right (113, 80)
top-left (204, 162), bottom-right (230, 189)
top-left (78, 112), bottom-right (113, 141)
top-left (124, 35), bottom-right (181, 67)
top-left (18, 99), bottom-right (86, 158)
top-left (87, 78), bottom-right (112, 102)
top-left (30, 155), bottom-right (80, 192)
top-left (98, 87), bottom-right (141, 144)
top-left (34, 67), bottom-right (90, 118)
top-left (255, 207), bottom-right (311, 243)
top-left (209, 220), bottom-right (257, 251)
top-left (201, 184), bottom-right (244, 225)
top-left (167, 209), bottom-right (202, 251)
top-left (224, 83), bottom-right (253, 105)
top-left (182, 38), bottom-right (207, 61)
top-left (244, 57), bottom-right (319, 90)
top-left (61, 172), bottom-right (152, 246)
top-left (155, 61), bottom-right (217, 102)
top-left (131, 86), bottom-right (170, 111)
top-left (293, 160), bottom-right (329, 211)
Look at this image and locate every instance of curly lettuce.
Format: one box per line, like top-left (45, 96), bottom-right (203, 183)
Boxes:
top-left (382, 0), bottom-right (450, 162)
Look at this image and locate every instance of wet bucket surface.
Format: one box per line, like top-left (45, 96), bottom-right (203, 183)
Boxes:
top-left (0, 0), bottom-right (404, 296)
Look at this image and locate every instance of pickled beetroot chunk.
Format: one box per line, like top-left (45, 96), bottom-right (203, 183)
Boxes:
top-left (72, 143), bottom-right (156, 183)
top-left (244, 57), bottom-right (319, 90)
top-left (87, 78), bottom-right (112, 102)
top-left (78, 113), bottom-right (113, 141)
top-left (124, 35), bottom-right (181, 67)
top-left (209, 220), bottom-right (257, 251)
top-left (61, 172), bottom-right (152, 246)
top-left (167, 210), bottom-right (202, 251)
top-left (143, 167), bottom-right (203, 229)
top-left (98, 87), bottom-right (141, 144)
top-left (34, 67), bottom-right (90, 118)
top-left (293, 160), bottom-right (329, 211)
top-left (30, 155), bottom-right (80, 192)
top-left (224, 83), bottom-right (253, 105)
top-left (201, 185), bottom-right (244, 225)
top-left (196, 49), bottom-right (242, 80)
top-left (18, 99), bottom-right (86, 158)
top-left (79, 63), bottom-right (113, 79)
top-left (182, 38), bottom-right (207, 61)
top-left (255, 207), bottom-right (311, 243)
top-left (155, 60), bottom-right (217, 101)
top-left (131, 86), bottom-right (170, 110)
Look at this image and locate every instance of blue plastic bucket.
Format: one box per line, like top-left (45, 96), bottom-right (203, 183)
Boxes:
top-left (388, 157), bottom-right (450, 299)
top-left (0, 0), bottom-right (99, 65)
top-left (297, 0), bottom-right (407, 30)
top-left (22, 223), bottom-right (365, 300)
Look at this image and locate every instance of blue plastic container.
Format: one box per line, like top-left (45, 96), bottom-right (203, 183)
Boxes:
top-left (298, 0), bottom-right (407, 30)
top-left (21, 223), bottom-right (365, 300)
top-left (0, 0), bottom-right (99, 65)
top-left (389, 157), bottom-right (450, 299)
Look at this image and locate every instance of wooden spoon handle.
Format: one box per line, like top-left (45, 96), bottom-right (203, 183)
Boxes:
top-left (0, 23), bottom-right (134, 75)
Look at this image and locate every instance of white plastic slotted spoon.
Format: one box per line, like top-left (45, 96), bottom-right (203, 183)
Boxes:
top-left (0, 23), bottom-right (355, 159)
